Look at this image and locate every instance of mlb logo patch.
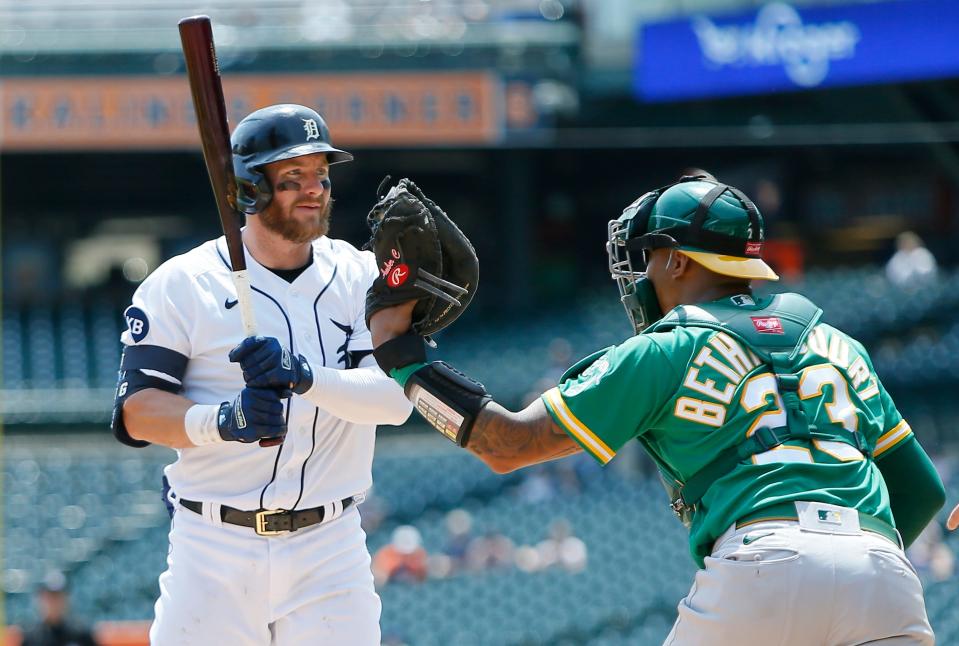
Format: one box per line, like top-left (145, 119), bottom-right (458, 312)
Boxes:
top-left (751, 316), bottom-right (784, 334)
top-left (818, 509), bottom-right (842, 525)
top-left (745, 242), bottom-right (762, 256)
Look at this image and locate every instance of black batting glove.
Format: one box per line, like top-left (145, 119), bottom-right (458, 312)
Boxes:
top-left (216, 387), bottom-right (287, 443)
top-left (229, 336), bottom-right (314, 396)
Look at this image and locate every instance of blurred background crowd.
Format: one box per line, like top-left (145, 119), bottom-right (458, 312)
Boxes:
top-left (3, 0), bottom-right (959, 644)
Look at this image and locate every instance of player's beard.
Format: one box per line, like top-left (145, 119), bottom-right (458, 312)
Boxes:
top-left (259, 198), bottom-right (334, 244)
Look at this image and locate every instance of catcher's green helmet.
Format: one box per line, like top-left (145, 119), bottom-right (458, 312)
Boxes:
top-left (608, 175), bottom-right (778, 334)
top-left (644, 179), bottom-right (778, 280)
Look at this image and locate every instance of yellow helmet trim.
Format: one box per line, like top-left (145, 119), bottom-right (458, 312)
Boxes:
top-left (679, 249), bottom-right (779, 281)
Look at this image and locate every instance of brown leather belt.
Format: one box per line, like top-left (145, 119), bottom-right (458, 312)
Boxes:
top-left (180, 497), bottom-right (354, 536)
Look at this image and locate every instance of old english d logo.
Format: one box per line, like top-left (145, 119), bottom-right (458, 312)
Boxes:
top-left (303, 118), bottom-right (320, 140)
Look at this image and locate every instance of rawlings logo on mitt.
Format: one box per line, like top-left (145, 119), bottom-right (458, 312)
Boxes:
top-left (363, 177), bottom-right (479, 337)
top-left (380, 248), bottom-right (411, 287)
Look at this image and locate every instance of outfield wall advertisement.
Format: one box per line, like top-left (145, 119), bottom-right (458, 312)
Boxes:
top-left (636, 0), bottom-right (959, 102)
top-left (0, 72), bottom-right (504, 150)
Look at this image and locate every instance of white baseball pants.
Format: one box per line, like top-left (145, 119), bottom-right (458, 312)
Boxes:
top-left (149, 504), bottom-right (380, 645)
top-left (665, 508), bottom-right (934, 645)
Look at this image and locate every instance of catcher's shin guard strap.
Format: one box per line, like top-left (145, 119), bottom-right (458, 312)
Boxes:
top-left (391, 361), bottom-right (491, 447)
top-left (373, 333), bottom-right (428, 374)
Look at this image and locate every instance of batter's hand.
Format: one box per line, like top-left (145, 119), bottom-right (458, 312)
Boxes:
top-left (947, 503), bottom-right (959, 531)
top-left (229, 336), bottom-right (314, 396)
top-left (217, 387), bottom-right (287, 443)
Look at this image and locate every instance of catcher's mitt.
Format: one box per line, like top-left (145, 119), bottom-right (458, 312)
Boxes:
top-left (364, 177), bottom-right (478, 337)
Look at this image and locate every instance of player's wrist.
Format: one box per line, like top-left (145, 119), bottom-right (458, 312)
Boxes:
top-left (292, 353), bottom-right (313, 395)
top-left (390, 363), bottom-right (428, 388)
top-left (373, 332), bottom-right (427, 375)
top-left (184, 403), bottom-right (225, 446)
top-left (370, 301), bottom-right (417, 347)
top-left (298, 366), bottom-right (324, 401)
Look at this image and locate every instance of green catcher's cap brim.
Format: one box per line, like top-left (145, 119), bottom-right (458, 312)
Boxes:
top-left (679, 249), bottom-right (779, 281)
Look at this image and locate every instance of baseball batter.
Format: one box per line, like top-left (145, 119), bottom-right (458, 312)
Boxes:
top-left (367, 176), bottom-right (945, 645)
top-left (112, 104), bottom-right (412, 645)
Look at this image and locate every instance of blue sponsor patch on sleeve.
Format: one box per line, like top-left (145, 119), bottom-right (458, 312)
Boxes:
top-left (123, 306), bottom-right (150, 343)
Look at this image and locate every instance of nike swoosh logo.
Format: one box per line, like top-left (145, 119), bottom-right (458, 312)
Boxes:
top-left (742, 531), bottom-right (774, 545)
top-left (225, 298), bottom-right (238, 309)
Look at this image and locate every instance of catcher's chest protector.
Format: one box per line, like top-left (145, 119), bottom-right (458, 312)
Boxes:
top-left (646, 293), bottom-right (822, 362)
top-left (645, 293), bottom-right (861, 520)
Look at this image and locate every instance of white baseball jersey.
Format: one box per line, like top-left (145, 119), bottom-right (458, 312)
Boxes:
top-left (119, 234), bottom-right (411, 510)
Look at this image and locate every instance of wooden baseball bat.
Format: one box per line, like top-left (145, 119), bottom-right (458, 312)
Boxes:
top-left (179, 15), bottom-right (280, 448)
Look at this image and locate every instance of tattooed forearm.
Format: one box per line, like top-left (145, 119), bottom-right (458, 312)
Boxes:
top-left (467, 399), bottom-right (581, 472)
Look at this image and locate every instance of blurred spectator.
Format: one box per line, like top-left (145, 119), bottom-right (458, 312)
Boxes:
top-left (886, 231), bottom-right (938, 288)
top-left (427, 508), bottom-right (477, 579)
top-left (465, 530), bottom-right (515, 572)
top-left (3, 240), bottom-right (59, 306)
top-left (21, 571), bottom-right (98, 646)
top-left (515, 469), bottom-right (557, 503)
top-left (372, 526), bottom-right (428, 587)
top-left (441, 508), bottom-right (474, 571)
top-left (521, 518), bottom-right (586, 572)
top-left (754, 178), bottom-right (783, 220)
top-left (515, 458), bottom-right (586, 503)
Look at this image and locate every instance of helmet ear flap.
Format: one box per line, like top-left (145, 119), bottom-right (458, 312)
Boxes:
top-left (233, 159), bottom-right (273, 215)
top-left (252, 172), bottom-right (273, 213)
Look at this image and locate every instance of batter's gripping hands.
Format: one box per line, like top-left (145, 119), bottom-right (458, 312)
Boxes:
top-left (217, 387), bottom-right (287, 443)
top-left (364, 178), bottom-right (479, 337)
top-left (229, 336), bottom-right (314, 396)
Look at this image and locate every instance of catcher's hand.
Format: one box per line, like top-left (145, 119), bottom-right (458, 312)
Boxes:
top-left (364, 177), bottom-right (478, 337)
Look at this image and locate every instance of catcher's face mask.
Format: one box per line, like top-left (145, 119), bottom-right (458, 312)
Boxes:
top-left (609, 174), bottom-right (779, 334)
top-left (607, 191), bottom-right (666, 335)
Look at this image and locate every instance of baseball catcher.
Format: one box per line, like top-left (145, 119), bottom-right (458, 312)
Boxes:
top-left (366, 175), bottom-right (944, 645)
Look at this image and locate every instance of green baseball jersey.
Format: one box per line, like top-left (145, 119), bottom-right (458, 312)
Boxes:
top-left (542, 293), bottom-right (914, 567)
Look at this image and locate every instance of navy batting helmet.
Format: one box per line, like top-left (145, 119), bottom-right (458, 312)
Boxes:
top-left (231, 104), bottom-right (353, 214)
